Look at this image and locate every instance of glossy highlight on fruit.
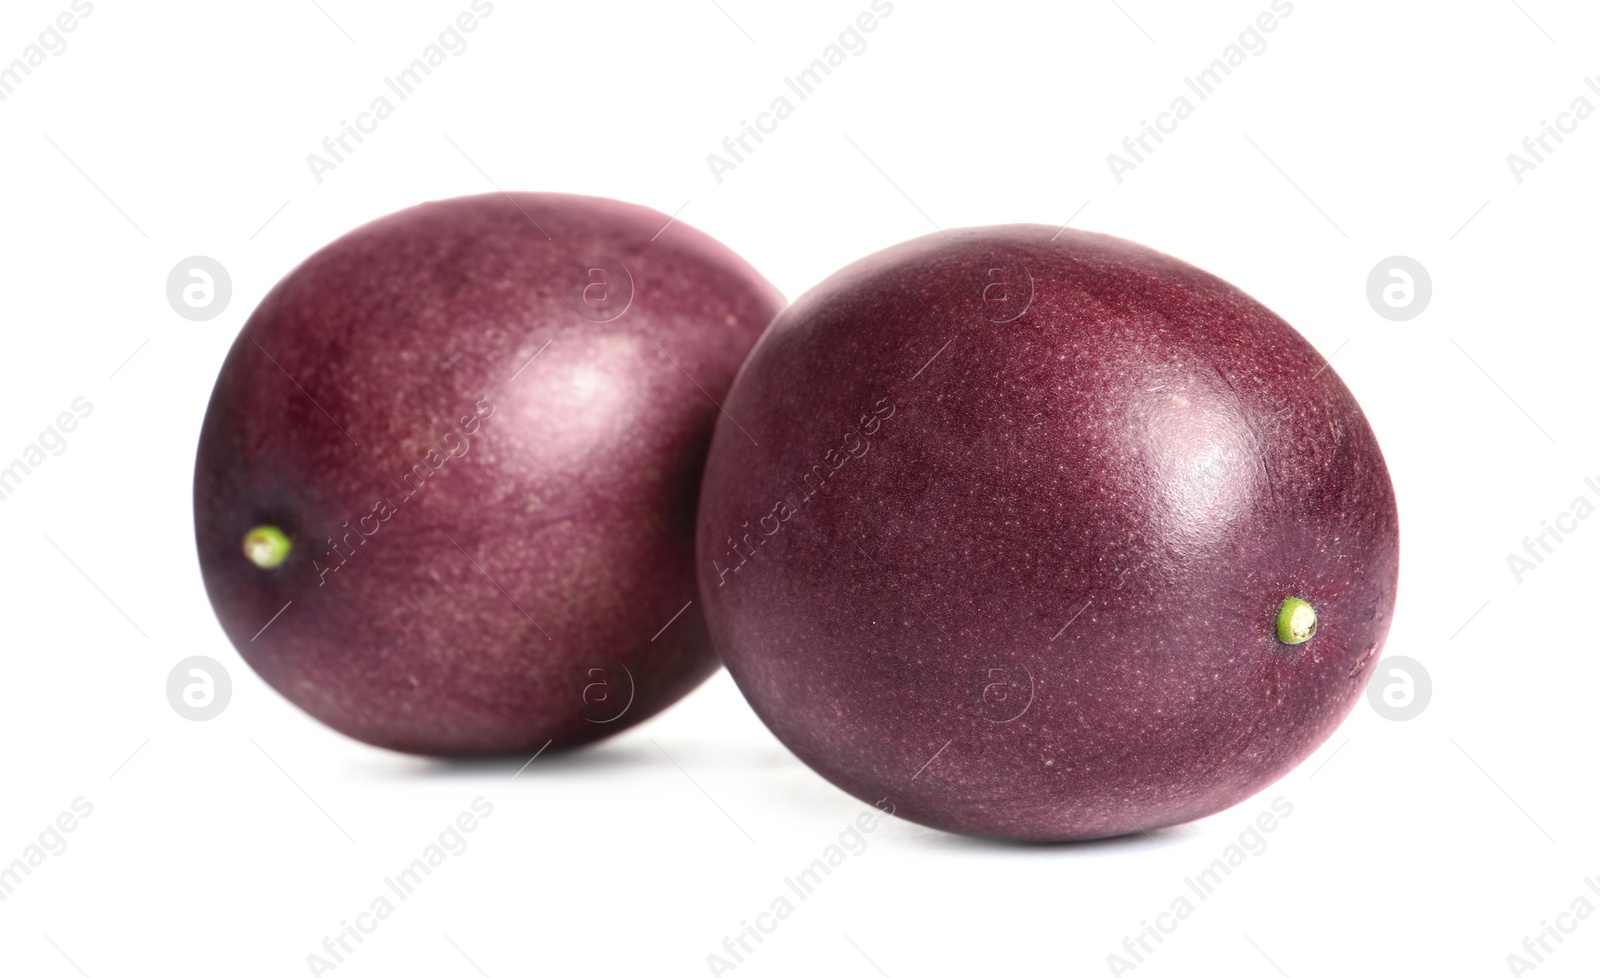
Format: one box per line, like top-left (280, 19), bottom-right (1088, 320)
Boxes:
top-left (195, 192), bottom-right (782, 756)
top-left (696, 225), bottom-right (1399, 841)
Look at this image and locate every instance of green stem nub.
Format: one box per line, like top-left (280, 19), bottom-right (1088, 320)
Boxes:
top-left (243, 525), bottom-right (293, 569)
top-left (1276, 596), bottom-right (1318, 645)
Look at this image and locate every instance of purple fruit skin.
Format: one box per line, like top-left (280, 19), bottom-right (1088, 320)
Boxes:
top-left (195, 193), bottom-right (782, 756)
top-left (697, 226), bottom-right (1399, 842)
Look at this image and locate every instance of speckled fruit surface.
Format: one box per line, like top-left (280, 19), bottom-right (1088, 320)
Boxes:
top-left (696, 226), bottom-right (1398, 841)
top-left (195, 193), bottom-right (782, 756)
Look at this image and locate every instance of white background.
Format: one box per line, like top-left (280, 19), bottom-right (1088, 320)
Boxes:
top-left (1, 1), bottom-right (1597, 975)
